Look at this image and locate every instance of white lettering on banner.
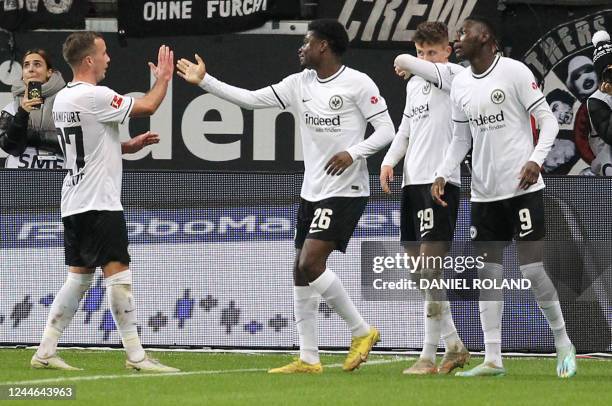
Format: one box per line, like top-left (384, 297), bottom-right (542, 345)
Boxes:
top-left (259, 217), bottom-right (291, 232)
top-left (147, 218), bottom-right (180, 236)
top-left (523, 13), bottom-right (608, 78)
top-left (17, 222), bottom-right (62, 240)
top-left (218, 216), bottom-right (256, 233)
top-left (143, 1), bottom-right (192, 21)
top-left (252, 108), bottom-right (299, 161)
top-left (16, 211), bottom-right (400, 240)
top-left (185, 220), bottom-right (216, 234)
top-left (182, 94), bottom-right (244, 161)
top-left (207, 0), bottom-right (267, 18)
top-left (338, 0), bottom-right (477, 43)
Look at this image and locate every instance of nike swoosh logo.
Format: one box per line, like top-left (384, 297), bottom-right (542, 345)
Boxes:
top-left (518, 229), bottom-right (534, 238)
top-left (309, 229), bottom-right (323, 234)
top-left (39, 360), bottom-right (49, 365)
top-left (125, 309), bottom-right (135, 313)
top-left (302, 99), bottom-right (311, 103)
top-left (421, 231), bottom-right (431, 237)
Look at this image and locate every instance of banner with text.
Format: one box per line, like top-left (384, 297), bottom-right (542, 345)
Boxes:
top-left (118, 0), bottom-right (295, 38)
top-left (0, 0), bottom-right (86, 31)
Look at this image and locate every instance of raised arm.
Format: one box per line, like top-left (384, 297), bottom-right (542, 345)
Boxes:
top-left (176, 53), bottom-right (286, 110)
top-left (130, 45), bottom-right (174, 117)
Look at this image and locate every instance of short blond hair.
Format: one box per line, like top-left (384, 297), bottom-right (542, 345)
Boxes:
top-left (62, 31), bottom-right (103, 69)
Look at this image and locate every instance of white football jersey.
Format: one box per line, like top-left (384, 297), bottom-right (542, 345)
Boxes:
top-left (52, 82), bottom-right (133, 217)
top-left (451, 55), bottom-right (546, 202)
top-left (271, 66), bottom-right (389, 201)
top-left (401, 62), bottom-right (463, 186)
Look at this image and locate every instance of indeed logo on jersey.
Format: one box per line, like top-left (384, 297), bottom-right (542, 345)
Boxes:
top-left (469, 110), bottom-right (506, 131)
top-left (405, 103), bottom-right (429, 120)
top-left (304, 112), bottom-right (341, 134)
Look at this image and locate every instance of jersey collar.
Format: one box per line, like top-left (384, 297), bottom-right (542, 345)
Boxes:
top-left (471, 54), bottom-right (501, 79)
top-left (316, 65), bottom-right (346, 83)
top-left (66, 81), bottom-right (92, 88)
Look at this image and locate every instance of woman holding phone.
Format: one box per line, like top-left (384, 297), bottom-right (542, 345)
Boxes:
top-left (0, 49), bottom-right (66, 169)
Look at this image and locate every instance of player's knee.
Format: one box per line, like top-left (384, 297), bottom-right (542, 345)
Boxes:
top-left (425, 301), bottom-right (443, 319)
top-left (297, 255), bottom-right (325, 280)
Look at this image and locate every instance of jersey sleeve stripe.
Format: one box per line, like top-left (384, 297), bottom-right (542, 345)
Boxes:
top-left (270, 85), bottom-right (286, 110)
top-left (366, 108), bottom-right (388, 121)
top-left (526, 96), bottom-right (546, 112)
top-left (120, 97), bottom-right (134, 124)
top-left (433, 63), bottom-right (443, 89)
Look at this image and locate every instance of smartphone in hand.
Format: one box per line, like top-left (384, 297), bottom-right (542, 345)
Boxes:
top-left (27, 81), bottom-right (43, 110)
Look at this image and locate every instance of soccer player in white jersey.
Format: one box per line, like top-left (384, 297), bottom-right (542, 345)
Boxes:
top-left (380, 22), bottom-right (469, 375)
top-left (31, 32), bottom-right (179, 373)
top-left (177, 19), bottom-right (394, 373)
top-left (432, 16), bottom-right (576, 378)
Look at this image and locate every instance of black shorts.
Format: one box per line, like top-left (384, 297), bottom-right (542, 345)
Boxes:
top-left (471, 190), bottom-right (545, 242)
top-left (63, 210), bottom-right (131, 268)
top-left (400, 183), bottom-right (460, 243)
top-left (295, 196), bottom-right (368, 253)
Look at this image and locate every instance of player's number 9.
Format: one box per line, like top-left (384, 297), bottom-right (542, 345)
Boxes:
top-left (519, 208), bottom-right (532, 231)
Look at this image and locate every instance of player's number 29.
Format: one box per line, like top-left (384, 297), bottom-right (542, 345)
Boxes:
top-left (417, 208), bottom-right (434, 232)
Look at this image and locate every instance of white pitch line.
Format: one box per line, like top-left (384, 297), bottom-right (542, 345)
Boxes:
top-left (1, 357), bottom-right (407, 386)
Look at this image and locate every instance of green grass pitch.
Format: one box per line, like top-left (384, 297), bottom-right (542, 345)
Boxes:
top-left (1, 349), bottom-right (611, 405)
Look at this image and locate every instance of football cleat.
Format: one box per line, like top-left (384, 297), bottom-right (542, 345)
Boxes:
top-left (438, 347), bottom-right (471, 374)
top-left (455, 362), bottom-right (505, 377)
top-left (125, 356), bottom-right (180, 373)
top-left (31, 353), bottom-right (82, 371)
top-left (343, 327), bottom-right (380, 371)
top-left (556, 344), bottom-right (577, 378)
top-left (402, 358), bottom-right (438, 375)
top-left (268, 358), bottom-right (323, 374)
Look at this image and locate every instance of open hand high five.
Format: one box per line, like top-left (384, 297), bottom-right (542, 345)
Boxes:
top-left (176, 54), bottom-right (207, 85)
top-left (148, 45), bottom-right (174, 82)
